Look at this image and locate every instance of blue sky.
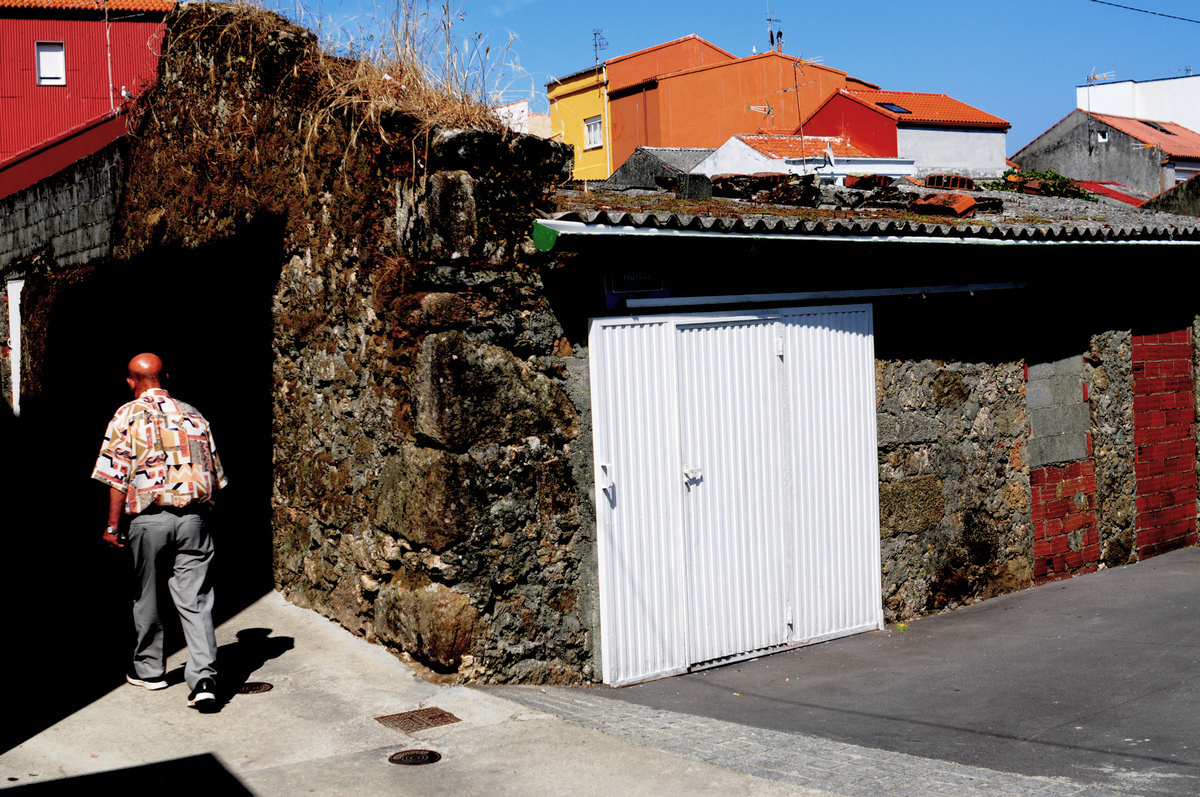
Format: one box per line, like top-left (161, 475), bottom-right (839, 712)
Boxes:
top-left (279, 0), bottom-right (1200, 157)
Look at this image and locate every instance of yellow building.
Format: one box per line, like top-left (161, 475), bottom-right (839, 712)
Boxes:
top-left (546, 64), bottom-right (611, 181)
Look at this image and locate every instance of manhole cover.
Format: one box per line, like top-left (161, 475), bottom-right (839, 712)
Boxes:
top-left (239, 682), bottom-right (274, 694)
top-left (389, 749), bottom-right (441, 766)
top-left (376, 707), bottom-right (461, 733)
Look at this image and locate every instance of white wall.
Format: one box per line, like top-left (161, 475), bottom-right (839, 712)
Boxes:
top-left (896, 127), bottom-right (1008, 178)
top-left (691, 138), bottom-right (786, 177)
top-left (1076, 76), bottom-right (1200, 132)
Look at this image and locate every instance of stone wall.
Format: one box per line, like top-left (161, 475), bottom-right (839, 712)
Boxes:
top-left (875, 359), bottom-right (1030, 621)
top-left (268, 170), bottom-right (597, 681)
top-left (103, 5), bottom-right (589, 684)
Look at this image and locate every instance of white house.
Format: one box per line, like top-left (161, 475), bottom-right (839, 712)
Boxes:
top-left (691, 134), bottom-right (916, 185)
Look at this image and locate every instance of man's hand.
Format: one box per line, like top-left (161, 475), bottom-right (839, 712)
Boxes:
top-left (103, 526), bottom-right (124, 549)
top-left (105, 487), bottom-right (126, 548)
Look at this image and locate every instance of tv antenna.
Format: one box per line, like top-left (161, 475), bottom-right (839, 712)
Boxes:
top-left (593, 29), bottom-right (608, 64)
top-left (1084, 68), bottom-right (1114, 154)
top-left (748, 103), bottom-right (774, 125)
top-left (766, 1), bottom-right (783, 49)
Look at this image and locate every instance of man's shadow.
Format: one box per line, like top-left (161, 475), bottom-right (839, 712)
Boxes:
top-left (171, 628), bottom-right (294, 713)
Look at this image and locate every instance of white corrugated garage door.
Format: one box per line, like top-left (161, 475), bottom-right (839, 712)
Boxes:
top-left (590, 304), bottom-right (883, 686)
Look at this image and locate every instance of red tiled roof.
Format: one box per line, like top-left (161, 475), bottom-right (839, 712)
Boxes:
top-left (840, 89), bottom-right (1009, 129)
top-left (1076, 181), bottom-right (1147, 207)
top-left (0, 0), bottom-right (174, 11)
top-left (1089, 112), bottom-right (1200, 159)
top-left (737, 135), bottom-right (868, 159)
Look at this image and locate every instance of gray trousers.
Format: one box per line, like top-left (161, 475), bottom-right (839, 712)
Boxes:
top-left (128, 509), bottom-right (218, 689)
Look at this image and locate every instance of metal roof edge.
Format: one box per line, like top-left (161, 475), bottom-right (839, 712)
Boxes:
top-left (533, 216), bottom-right (1200, 250)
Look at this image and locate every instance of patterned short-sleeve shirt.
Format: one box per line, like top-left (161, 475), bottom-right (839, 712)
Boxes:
top-left (92, 388), bottom-right (228, 515)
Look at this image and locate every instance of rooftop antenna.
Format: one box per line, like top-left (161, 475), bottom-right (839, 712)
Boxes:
top-left (766, 1), bottom-right (782, 51)
top-left (593, 29), bottom-right (608, 65)
top-left (748, 103), bottom-right (774, 126)
top-left (1084, 68), bottom-right (1114, 154)
top-left (1177, 65), bottom-right (1194, 76)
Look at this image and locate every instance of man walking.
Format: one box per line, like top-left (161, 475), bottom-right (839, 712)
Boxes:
top-left (93, 353), bottom-right (227, 709)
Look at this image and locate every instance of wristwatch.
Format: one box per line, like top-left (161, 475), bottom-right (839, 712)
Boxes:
top-left (105, 525), bottom-right (118, 536)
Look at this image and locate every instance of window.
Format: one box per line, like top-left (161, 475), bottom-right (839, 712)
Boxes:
top-left (1139, 119), bottom-right (1175, 135)
top-left (1097, 131), bottom-right (1108, 143)
top-left (36, 42), bottom-right (65, 86)
top-left (876, 102), bottom-right (911, 114)
top-left (584, 115), bottom-right (602, 150)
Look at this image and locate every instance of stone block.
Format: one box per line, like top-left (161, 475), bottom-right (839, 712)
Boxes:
top-left (1027, 433), bottom-right (1089, 468)
top-left (1027, 356), bottom-right (1081, 381)
top-left (879, 475), bottom-right (945, 537)
top-left (374, 445), bottom-right (485, 553)
top-left (412, 330), bottom-right (580, 452)
top-left (374, 574), bottom-right (480, 670)
top-left (422, 170), bottom-right (477, 260)
top-left (1024, 378), bottom-right (1052, 409)
top-left (677, 173), bottom-right (712, 200)
top-left (1029, 402), bottom-right (1090, 437)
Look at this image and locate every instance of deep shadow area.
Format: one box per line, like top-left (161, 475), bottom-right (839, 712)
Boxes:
top-left (2, 753), bottom-right (253, 795)
top-left (545, 237), bottom-right (1199, 366)
top-left (1, 221), bottom-right (282, 753)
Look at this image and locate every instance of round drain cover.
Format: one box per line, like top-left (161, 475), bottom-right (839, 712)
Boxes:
top-left (389, 749), bottom-right (441, 766)
top-left (239, 682), bottom-right (274, 694)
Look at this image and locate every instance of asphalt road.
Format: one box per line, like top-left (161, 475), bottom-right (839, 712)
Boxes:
top-left (601, 546), bottom-right (1200, 797)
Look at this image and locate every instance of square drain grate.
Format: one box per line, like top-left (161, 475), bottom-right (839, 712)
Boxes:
top-left (376, 707), bottom-right (462, 733)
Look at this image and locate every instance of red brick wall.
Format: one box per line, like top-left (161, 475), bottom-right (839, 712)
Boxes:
top-left (1132, 330), bottom-right (1198, 558)
top-left (1032, 461), bottom-right (1099, 583)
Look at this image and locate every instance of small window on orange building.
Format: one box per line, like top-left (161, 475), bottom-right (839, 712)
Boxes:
top-left (584, 116), bottom-right (602, 150)
top-left (36, 42), bottom-right (66, 86)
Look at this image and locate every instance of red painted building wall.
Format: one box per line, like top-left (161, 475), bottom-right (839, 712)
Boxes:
top-left (802, 92), bottom-right (898, 157)
top-left (0, 2), bottom-right (170, 161)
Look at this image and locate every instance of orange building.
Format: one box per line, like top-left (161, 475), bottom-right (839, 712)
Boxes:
top-left (548, 35), bottom-right (876, 180)
top-left (610, 51), bottom-right (876, 171)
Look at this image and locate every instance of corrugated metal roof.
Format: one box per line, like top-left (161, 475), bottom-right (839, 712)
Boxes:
top-left (1089, 112), bottom-right (1200, 159)
top-left (840, 89), bottom-right (1010, 129)
top-left (539, 209), bottom-right (1200, 245)
top-left (0, 0), bottom-right (175, 10)
top-left (737, 135), bottom-right (868, 160)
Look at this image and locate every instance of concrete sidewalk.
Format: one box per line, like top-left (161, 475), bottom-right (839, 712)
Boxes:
top-left (4, 554), bottom-right (1185, 797)
top-left (0, 591), bottom-right (811, 796)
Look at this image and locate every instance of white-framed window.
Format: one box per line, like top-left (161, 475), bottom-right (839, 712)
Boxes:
top-left (584, 115), bottom-right (602, 150)
top-left (36, 41), bottom-right (66, 86)
top-left (1097, 131), bottom-right (1108, 143)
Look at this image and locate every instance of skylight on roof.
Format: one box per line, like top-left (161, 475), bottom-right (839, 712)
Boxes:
top-left (1140, 120), bottom-right (1175, 135)
top-left (877, 102), bottom-right (911, 114)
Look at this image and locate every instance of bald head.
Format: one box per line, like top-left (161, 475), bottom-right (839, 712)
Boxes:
top-left (126, 353), bottom-right (166, 395)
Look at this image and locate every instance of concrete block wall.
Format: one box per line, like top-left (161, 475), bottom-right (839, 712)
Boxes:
top-left (1026, 356), bottom-right (1103, 582)
top-left (0, 143), bottom-right (123, 272)
top-left (1026, 356), bottom-right (1090, 467)
top-left (1131, 330), bottom-right (1198, 557)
